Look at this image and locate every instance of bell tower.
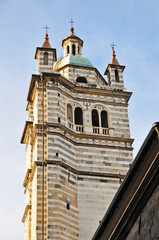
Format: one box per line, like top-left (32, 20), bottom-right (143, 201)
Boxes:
top-left (35, 31), bottom-right (57, 74)
top-left (21, 27), bottom-right (133, 240)
top-left (104, 44), bottom-right (125, 89)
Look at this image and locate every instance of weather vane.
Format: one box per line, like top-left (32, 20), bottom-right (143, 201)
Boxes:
top-left (43, 25), bottom-right (50, 34)
top-left (110, 42), bottom-right (117, 51)
top-left (69, 18), bottom-right (75, 28)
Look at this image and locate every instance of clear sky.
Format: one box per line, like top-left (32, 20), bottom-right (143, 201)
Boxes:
top-left (0, 0), bottom-right (159, 239)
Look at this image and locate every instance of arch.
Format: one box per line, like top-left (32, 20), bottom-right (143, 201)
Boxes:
top-left (75, 107), bottom-right (83, 125)
top-left (67, 45), bottom-right (70, 54)
top-left (72, 44), bottom-right (76, 55)
top-left (92, 109), bottom-right (99, 127)
top-left (76, 76), bottom-right (87, 83)
top-left (67, 104), bottom-right (73, 122)
top-left (115, 69), bottom-right (119, 82)
top-left (44, 52), bottom-right (48, 65)
top-left (101, 110), bottom-right (108, 128)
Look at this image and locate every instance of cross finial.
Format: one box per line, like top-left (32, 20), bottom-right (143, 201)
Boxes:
top-left (43, 25), bottom-right (50, 34)
top-left (110, 42), bottom-right (117, 51)
top-left (69, 19), bottom-right (75, 28)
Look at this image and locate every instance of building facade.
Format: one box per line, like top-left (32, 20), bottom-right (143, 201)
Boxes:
top-left (21, 27), bottom-right (133, 240)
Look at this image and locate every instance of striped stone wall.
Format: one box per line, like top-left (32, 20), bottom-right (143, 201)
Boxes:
top-left (22, 65), bottom-right (133, 239)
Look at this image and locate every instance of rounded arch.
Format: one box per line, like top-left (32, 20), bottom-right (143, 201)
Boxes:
top-left (91, 104), bottom-right (110, 112)
top-left (101, 110), bottom-right (108, 128)
top-left (74, 107), bottom-right (83, 125)
top-left (76, 76), bottom-right (87, 83)
top-left (72, 44), bottom-right (76, 55)
top-left (92, 109), bottom-right (99, 127)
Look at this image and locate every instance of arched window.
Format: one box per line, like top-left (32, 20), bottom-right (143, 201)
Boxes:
top-left (115, 69), bottom-right (119, 82)
top-left (92, 109), bottom-right (99, 127)
top-left (72, 44), bottom-right (76, 55)
top-left (44, 52), bottom-right (48, 65)
top-left (75, 107), bottom-right (83, 125)
top-left (76, 76), bottom-right (87, 83)
top-left (67, 104), bottom-right (73, 122)
top-left (67, 45), bottom-right (70, 54)
top-left (101, 110), bottom-right (108, 128)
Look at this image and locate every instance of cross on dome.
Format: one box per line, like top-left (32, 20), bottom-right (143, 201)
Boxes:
top-left (69, 18), bottom-right (75, 28)
top-left (110, 42), bottom-right (117, 51)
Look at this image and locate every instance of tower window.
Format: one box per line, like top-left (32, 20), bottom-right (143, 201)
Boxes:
top-left (44, 52), bottom-right (48, 65)
top-left (66, 202), bottom-right (70, 210)
top-left (92, 109), bottom-right (99, 127)
top-left (72, 44), bottom-right (76, 55)
top-left (67, 45), bottom-right (70, 54)
top-left (58, 117), bottom-right (61, 123)
top-left (67, 104), bottom-right (73, 122)
top-left (115, 69), bottom-right (119, 82)
top-left (76, 76), bottom-right (87, 83)
top-left (75, 107), bottom-right (83, 125)
top-left (108, 72), bottom-right (111, 85)
top-left (101, 110), bottom-right (108, 128)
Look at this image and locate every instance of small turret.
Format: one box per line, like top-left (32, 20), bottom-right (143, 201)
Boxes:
top-left (62, 26), bottom-right (83, 57)
top-left (104, 44), bottom-right (125, 89)
top-left (35, 30), bottom-right (57, 74)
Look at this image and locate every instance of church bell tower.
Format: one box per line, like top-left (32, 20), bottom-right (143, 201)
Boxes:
top-left (21, 27), bottom-right (133, 240)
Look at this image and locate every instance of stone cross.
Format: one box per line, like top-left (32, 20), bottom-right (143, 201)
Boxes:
top-left (43, 25), bottom-right (50, 34)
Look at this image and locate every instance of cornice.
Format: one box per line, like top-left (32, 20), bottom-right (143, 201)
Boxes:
top-left (21, 121), bottom-right (33, 144)
top-left (23, 168), bottom-right (32, 188)
top-left (46, 122), bottom-right (134, 147)
top-left (47, 85), bottom-right (130, 107)
top-left (27, 72), bottom-right (132, 104)
top-left (22, 204), bottom-right (31, 223)
top-left (34, 160), bottom-right (126, 180)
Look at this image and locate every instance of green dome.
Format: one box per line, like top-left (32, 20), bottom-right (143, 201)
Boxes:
top-left (54, 55), bottom-right (93, 71)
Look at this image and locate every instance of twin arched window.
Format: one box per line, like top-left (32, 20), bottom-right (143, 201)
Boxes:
top-left (67, 104), bottom-right (109, 132)
top-left (92, 109), bottom-right (108, 128)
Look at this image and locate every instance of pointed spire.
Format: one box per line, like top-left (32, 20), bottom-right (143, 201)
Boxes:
top-left (111, 49), bottom-right (119, 65)
top-left (110, 42), bottom-right (119, 65)
top-left (42, 33), bottom-right (51, 48)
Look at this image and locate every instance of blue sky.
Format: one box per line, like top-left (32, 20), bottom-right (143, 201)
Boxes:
top-left (0, 0), bottom-right (159, 239)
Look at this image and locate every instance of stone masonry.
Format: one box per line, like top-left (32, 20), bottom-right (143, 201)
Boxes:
top-left (21, 28), bottom-right (133, 240)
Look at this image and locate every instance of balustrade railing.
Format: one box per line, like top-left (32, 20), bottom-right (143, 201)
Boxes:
top-left (76, 125), bottom-right (84, 132)
top-left (102, 128), bottom-right (109, 135)
top-left (93, 127), bottom-right (100, 134)
top-left (67, 121), bottom-right (109, 135)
